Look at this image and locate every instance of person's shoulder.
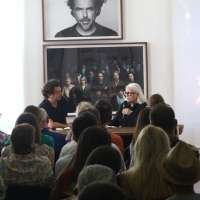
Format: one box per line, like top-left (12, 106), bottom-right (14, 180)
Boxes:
top-left (95, 23), bottom-right (118, 36)
top-left (55, 24), bottom-right (77, 37)
top-left (38, 99), bottom-right (47, 108)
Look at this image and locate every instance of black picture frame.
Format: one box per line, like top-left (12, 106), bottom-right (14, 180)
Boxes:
top-left (42, 0), bottom-right (123, 41)
top-left (43, 43), bottom-right (148, 114)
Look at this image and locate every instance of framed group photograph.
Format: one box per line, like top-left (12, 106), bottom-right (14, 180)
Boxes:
top-left (43, 43), bottom-right (148, 114)
top-left (42, 0), bottom-right (123, 41)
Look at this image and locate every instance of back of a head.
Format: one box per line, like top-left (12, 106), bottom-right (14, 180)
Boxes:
top-left (150, 104), bottom-right (175, 133)
top-left (11, 123), bottom-right (35, 154)
top-left (94, 99), bottom-right (112, 124)
top-left (76, 127), bottom-right (111, 166)
top-left (132, 107), bottom-right (151, 145)
top-left (72, 112), bottom-right (98, 141)
top-left (75, 102), bottom-right (94, 117)
top-left (134, 125), bottom-right (170, 168)
top-left (39, 108), bottom-right (48, 122)
top-left (78, 165), bottom-right (116, 192)
top-left (148, 94), bottom-right (165, 108)
top-left (78, 182), bottom-right (126, 200)
top-left (78, 107), bottom-right (100, 124)
top-left (85, 146), bottom-right (121, 174)
top-left (157, 141), bottom-right (200, 186)
top-left (15, 113), bottom-right (41, 144)
top-left (23, 105), bottom-right (43, 126)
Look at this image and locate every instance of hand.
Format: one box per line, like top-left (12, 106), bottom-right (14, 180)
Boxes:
top-left (67, 122), bottom-right (72, 128)
top-left (122, 108), bottom-right (133, 115)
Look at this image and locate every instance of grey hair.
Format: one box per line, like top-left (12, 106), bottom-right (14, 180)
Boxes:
top-left (126, 83), bottom-right (146, 104)
top-left (75, 101), bottom-right (94, 117)
top-left (39, 108), bottom-right (48, 122)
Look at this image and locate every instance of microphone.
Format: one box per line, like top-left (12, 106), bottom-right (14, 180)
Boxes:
top-left (122, 101), bottom-right (125, 119)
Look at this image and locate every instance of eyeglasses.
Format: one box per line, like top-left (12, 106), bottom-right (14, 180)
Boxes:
top-left (124, 92), bottom-right (136, 96)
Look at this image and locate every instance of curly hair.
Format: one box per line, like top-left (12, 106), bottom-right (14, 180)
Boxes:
top-left (41, 79), bottom-right (60, 98)
top-left (67, 0), bottom-right (107, 16)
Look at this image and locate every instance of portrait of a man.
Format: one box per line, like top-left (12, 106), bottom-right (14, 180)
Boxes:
top-left (43, 0), bottom-right (122, 40)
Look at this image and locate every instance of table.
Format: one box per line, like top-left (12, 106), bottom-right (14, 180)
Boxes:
top-left (52, 125), bottom-right (184, 137)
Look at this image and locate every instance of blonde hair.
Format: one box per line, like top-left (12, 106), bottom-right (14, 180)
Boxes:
top-left (75, 102), bottom-right (93, 117)
top-left (132, 125), bottom-right (170, 200)
top-left (126, 83), bottom-right (146, 104)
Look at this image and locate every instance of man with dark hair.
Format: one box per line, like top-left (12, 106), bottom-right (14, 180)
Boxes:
top-left (55, 0), bottom-right (118, 37)
top-left (150, 104), bottom-right (176, 135)
top-left (55, 112), bottom-right (98, 176)
top-left (150, 104), bottom-right (199, 158)
top-left (39, 79), bottom-right (71, 129)
top-left (94, 99), bottom-right (124, 155)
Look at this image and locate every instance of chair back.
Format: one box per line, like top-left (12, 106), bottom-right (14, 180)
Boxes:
top-left (5, 185), bottom-right (51, 200)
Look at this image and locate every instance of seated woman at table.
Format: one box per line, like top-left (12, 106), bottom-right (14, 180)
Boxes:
top-left (109, 83), bottom-right (147, 127)
top-left (0, 123), bottom-right (54, 188)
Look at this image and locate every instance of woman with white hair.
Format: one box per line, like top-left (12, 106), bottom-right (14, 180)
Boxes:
top-left (110, 83), bottom-right (147, 127)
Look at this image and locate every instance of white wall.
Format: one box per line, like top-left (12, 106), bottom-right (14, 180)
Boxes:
top-left (1, 0), bottom-right (200, 147)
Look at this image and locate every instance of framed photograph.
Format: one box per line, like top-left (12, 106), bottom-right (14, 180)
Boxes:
top-left (43, 43), bottom-right (148, 114)
top-left (42, 0), bottom-right (123, 41)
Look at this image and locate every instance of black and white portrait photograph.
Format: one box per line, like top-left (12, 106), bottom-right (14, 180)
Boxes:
top-left (43, 43), bottom-right (148, 113)
top-left (42, 0), bottom-right (122, 41)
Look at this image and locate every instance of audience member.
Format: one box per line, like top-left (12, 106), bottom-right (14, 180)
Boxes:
top-left (0, 124), bottom-right (54, 188)
top-left (148, 93), bottom-right (166, 108)
top-left (77, 182), bottom-right (126, 200)
top-left (50, 126), bottom-right (111, 200)
top-left (157, 141), bottom-right (200, 200)
top-left (85, 146), bottom-right (121, 175)
top-left (129, 107), bottom-right (150, 167)
top-left (39, 79), bottom-right (70, 129)
top-left (117, 125), bottom-right (171, 200)
top-left (78, 107), bottom-right (126, 171)
top-left (0, 176), bottom-right (5, 200)
top-left (1, 113), bottom-right (55, 167)
top-left (64, 102), bottom-right (94, 144)
top-left (23, 105), bottom-right (54, 148)
top-left (78, 165), bottom-right (116, 192)
top-left (110, 83), bottom-right (147, 127)
top-left (55, 112), bottom-right (99, 176)
top-left (94, 99), bottom-right (124, 155)
top-left (0, 130), bottom-right (9, 153)
top-left (40, 108), bottom-right (66, 151)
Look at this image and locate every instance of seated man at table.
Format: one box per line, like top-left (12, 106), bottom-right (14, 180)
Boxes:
top-left (39, 79), bottom-right (71, 129)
